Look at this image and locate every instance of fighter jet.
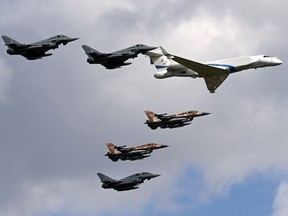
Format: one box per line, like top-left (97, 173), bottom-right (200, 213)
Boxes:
top-left (1, 34), bottom-right (79, 60)
top-left (145, 110), bottom-right (210, 130)
top-left (97, 172), bottom-right (160, 191)
top-left (82, 44), bottom-right (157, 69)
top-left (105, 143), bottom-right (168, 162)
top-left (146, 46), bottom-right (282, 93)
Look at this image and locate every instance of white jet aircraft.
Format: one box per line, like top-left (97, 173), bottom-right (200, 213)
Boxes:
top-left (146, 47), bottom-right (282, 93)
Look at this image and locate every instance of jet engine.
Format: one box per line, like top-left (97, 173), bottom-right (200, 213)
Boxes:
top-left (7, 48), bottom-right (16, 55)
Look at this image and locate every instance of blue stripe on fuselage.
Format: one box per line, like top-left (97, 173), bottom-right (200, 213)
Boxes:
top-left (207, 64), bottom-right (236, 72)
top-left (155, 65), bottom-right (168, 69)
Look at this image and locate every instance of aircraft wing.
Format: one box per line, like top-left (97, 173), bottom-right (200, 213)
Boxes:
top-left (117, 180), bottom-right (139, 186)
top-left (115, 146), bottom-right (131, 153)
top-left (173, 55), bottom-right (230, 93)
top-left (8, 44), bottom-right (30, 49)
top-left (155, 115), bottom-right (170, 120)
top-left (101, 61), bottom-right (130, 69)
top-left (21, 48), bottom-right (52, 60)
top-left (101, 56), bottom-right (132, 69)
top-left (89, 52), bottom-right (112, 59)
top-left (125, 150), bottom-right (148, 156)
top-left (114, 179), bottom-right (141, 190)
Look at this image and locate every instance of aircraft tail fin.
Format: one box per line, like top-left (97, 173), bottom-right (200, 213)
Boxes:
top-left (145, 46), bottom-right (172, 71)
top-left (82, 45), bottom-right (101, 54)
top-left (97, 172), bottom-right (115, 183)
top-left (144, 110), bottom-right (160, 121)
top-left (159, 46), bottom-right (173, 58)
top-left (2, 35), bottom-right (22, 46)
top-left (106, 143), bottom-right (121, 154)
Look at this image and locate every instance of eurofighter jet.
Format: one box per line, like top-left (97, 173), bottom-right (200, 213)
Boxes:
top-left (146, 47), bottom-right (282, 93)
top-left (145, 110), bottom-right (210, 130)
top-left (1, 35), bottom-right (78, 60)
top-left (97, 172), bottom-right (160, 191)
top-left (82, 44), bottom-right (157, 69)
top-left (105, 143), bottom-right (168, 162)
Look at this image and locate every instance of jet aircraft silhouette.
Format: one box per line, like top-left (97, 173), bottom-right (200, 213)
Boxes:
top-left (82, 44), bottom-right (156, 69)
top-left (145, 110), bottom-right (210, 130)
top-left (2, 34), bottom-right (78, 60)
top-left (146, 47), bottom-right (282, 93)
top-left (97, 172), bottom-right (160, 191)
top-left (105, 143), bottom-right (168, 162)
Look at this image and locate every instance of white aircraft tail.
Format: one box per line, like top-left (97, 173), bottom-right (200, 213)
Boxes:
top-left (145, 46), bottom-right (172, 71)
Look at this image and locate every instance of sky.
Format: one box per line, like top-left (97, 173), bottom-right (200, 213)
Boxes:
top-left (0, 0), bottom-right (288, 216)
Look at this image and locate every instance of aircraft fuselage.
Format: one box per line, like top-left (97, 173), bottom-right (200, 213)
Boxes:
top-left (154, 55), bottom-right (282, 79)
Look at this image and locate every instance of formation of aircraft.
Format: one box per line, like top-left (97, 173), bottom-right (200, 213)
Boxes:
top-left (146, 46), bottom-right (282, 93)
top-left (2, 34), bottom-right (283, 191)
top-left (105, 143), bottom-right (168, 162)
top-left (82, 44), bottom-right (157, 69)
top-left (1, 35), bottom-right (78, 60)
top-left (144, 110), bottom-right (210, 130)
top-left (97, 172), bottom-right (160, 191)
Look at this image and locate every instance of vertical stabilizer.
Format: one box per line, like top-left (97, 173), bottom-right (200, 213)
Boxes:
top-left (82, 45), bottom-right (101, 55)
top-left (106, 143), bottom-right (120, 154)
top-left (97, 173), bottom-right (115, 183)
top-left (144, 110), bottom-right (160, 122)
top-left (145, 46), bottom-right (172, 71)
top-left (1, 35), bottom-right (22, 45)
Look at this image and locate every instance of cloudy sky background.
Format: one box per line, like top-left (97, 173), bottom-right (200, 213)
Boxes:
top-left (0, 0), bottom-right (287, 216)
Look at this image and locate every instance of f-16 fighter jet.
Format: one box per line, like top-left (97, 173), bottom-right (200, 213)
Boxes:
top-left (105, 143), bottom-right (168, 162)
top-left (97, 172), bottom-right (160, 191)
top-left (146, 47), bottom-right (282, 93)
top-left (1, 35), bottom-right (79, 60)
top-left (82, 44), bottom-right (157, 69)
top-left (145, 110), bottom-right (210, 130)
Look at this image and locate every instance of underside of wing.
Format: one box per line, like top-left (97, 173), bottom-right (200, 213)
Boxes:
top-left (173, 55), bottom-right (230, 93)
top-left (116, 180), bottom-right (139, 189)
top-left (101, 61), bottom-right (126, 69)
top-left (203, 73), bottom-right (229, 93)
top-left (25, 45), bottom-right (51, 52)
top-left (21, 51), bottom-right (50, 60)
top-left (20, 46), bottom-right (53, 60)
top-left (101, 57), bottom-right (131, 69)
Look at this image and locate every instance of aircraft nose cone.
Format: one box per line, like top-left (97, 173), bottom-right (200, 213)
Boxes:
top-left (146, 46), bottom-right (158, 51)
top-left (275, 58), bottom-right (282, 65)
top-left (201, 112), bottom-right (210, 116)
top-left (147, 173), bottom-right (161, 179)
top-left (151, 174), bottom-right (161, 178)
top-left (142, 46), bottom-right (158, 53)
top-left (160, 144), bottom-right (169, 148)
top-left (69, 37), bottom-right (79, 42)
top-left (195, 112), bottom-right (210, 117)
